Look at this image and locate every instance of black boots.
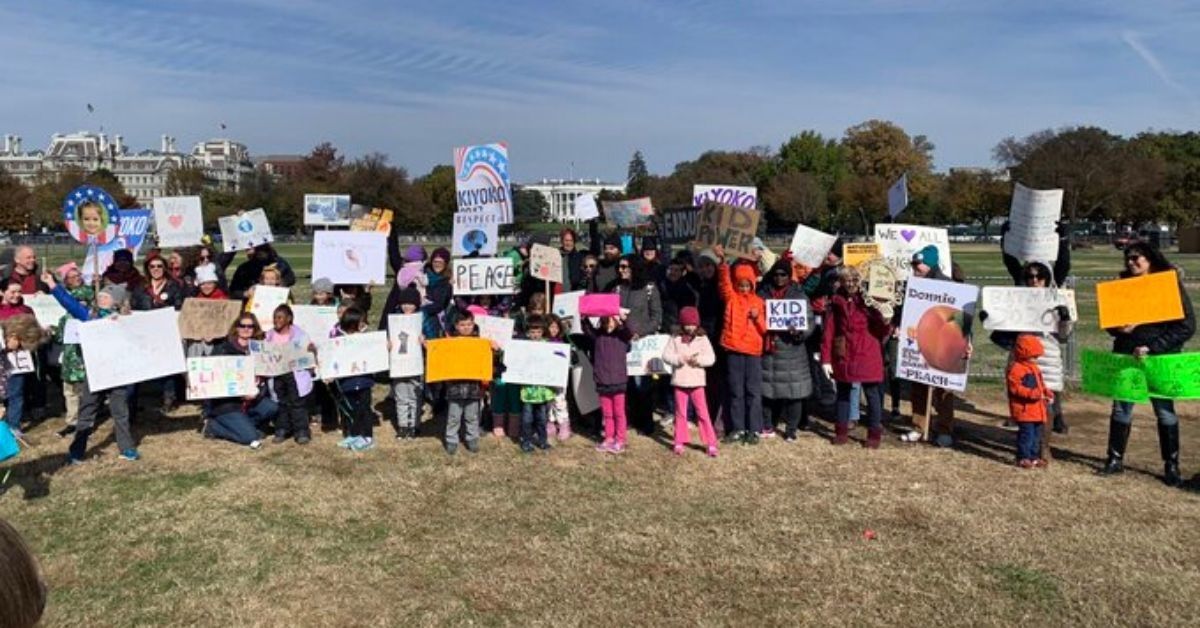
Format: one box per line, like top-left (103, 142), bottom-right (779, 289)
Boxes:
top-left (1099, 420), bottom-right (1131, 475)
top-left (1159, 423), bottom-right (1182, 487)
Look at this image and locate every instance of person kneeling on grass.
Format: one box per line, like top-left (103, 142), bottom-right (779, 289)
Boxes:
top-left (205, 313), bottom-right (277, 449)
top-left (1007, 334), bottom-right (1053, 469)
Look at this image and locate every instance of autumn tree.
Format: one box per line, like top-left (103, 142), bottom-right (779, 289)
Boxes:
top-left (940, 169), bottom-right (1010, 234)
top-left (761, 170), bottom-right (827, 228)
top-left (0, 169), bottom-right (32, 232)
top-left (166, 165), bottom-right (208, 196)
top-left (836, 120), bottom-right (935, 229)
top-left (626, 151), bottom-right (650, 198)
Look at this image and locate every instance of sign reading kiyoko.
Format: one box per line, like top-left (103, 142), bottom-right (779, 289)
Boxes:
top-left (455, 143), bottom-right (513, 223)
top-left (895, 277), bottom-right (979, 392)
top-left (692, 185), bottom-right (757, 209)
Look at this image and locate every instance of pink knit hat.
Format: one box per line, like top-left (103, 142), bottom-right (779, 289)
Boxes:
top-left (56, 261), bottom-right (79, 280)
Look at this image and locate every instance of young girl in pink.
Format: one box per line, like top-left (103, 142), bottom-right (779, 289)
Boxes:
top-left (583, 314), bottom-right (632, 454)
top-left (662, 306), bottom-right (718, 457)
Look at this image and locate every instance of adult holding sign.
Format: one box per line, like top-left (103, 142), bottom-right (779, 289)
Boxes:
top-left (758, 259), bottom-right (814, 440)
top-left (1098, 242), bottom-right (1195, 486)
top-left (612, 254), bottom-right (662, 436)
top-left (205, 312), bottom-right (277, 449)
top-left (820, 266), bottom-right (892, 448)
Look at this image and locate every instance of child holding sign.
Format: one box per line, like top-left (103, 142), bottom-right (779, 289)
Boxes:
top-left (584, 314), bottom-right (633, 454)
top-left (389, 286), bottom-right (424, 440)
top-left (518, 315), bottom-right (556, 454)
top-left (661, 307), bottom-right (718, 457)
top-left (330, 307), bottom-right (377, 452)
top-left (443, 311), bottom-right (488, 455)
top-left (712, 245), bottom-right (768, 445)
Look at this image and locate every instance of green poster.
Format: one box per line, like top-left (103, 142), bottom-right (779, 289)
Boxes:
top-left (1143, 353), bottom-right (1200, 400)
top-left (1081, 350), bottom-right (1149, 403)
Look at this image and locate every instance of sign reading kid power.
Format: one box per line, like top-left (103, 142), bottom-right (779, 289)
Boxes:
top-left (455, 143), bottom-right (513, 224)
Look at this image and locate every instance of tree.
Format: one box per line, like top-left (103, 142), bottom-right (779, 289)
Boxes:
top-left (940, 169), bottom-right (1009, 234)
top-left (1128, 131), bottom-right (1200, 225)
top-left (761, 170), bottom-right (827, 228)
top-left (837, 120), bottom-right (936, 228)
top-left (413, 165), bottom-right (456, 232)
top-left (775, 131), bottom-right (849, 194)
top-left (0, 169), bottom-right (32, 232)
top-left (298, 142), bottom-right (344, 189)
top-left (166, 165), bottom-right (208, 196)
top-left (512, 187), bottom-right (549, 226)
top-left (626, 150), bottom-right (650, 198)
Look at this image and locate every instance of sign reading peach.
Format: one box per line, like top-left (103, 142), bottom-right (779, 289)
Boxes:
top-left (895, 277), bottom-right (979, 392)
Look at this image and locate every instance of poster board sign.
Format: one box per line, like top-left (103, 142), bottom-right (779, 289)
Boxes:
top-left (888, 174), bottom-right (908, 219)
top-left (312, 230), bottom-right (387, 285)
top-left (451, 258), bottom-right (516, 296)
top-left (63, 184), bottom-right (120, 245)
top-left (79, 309), bottom-right (186, 391)
top-left (658, 206), bottom-right (701, 244)
top-left (152, 196), bottom-right (204, 248)
top-left (1096, 270), bottom-right (1184, 329)
top-left (349, 206), bottom-right (394, 233)
top-left (627, 333), bottom-right (673, 377)
top-left (765, 299), bottom-right (809, 332)
top-left (387, 314), bottom-right (424, 378)
top-left (25, 293), bottom-right (67, 328)
top-left (477, 315), bottom-right (516, 349)
top-left (291, 305), bottom-right (339, 339)
top-left (249, 285), bottom-right (290, 331)
top-left (788, 224), bottom-right (837, 268)
top-left (455, 143), bottom-right (513, 223)
top-left (571, 349), bottom-right (600, 415)
top-left (844, 242), bottom-right (881, 268)
top-left (552, 290), bottom-right (584, 335)
top-left (530, 244), bottom-right (562, 283)
top-left (1079, 350), bottom-right (1200, 402)
top-left (692, 185), bottom-right (757, 209)
top-left (250, 337), bottom-right (315, 377)
top-left (219, 209), bottom-right (274, 253)
top-left (579, 293), bottom-right (620, 317)
top-left (602, 197), bottom-right (655, 229)
top-left (692, 202), bottom-right (760, 260)
top-left (980, 287), bottom-right (1077, 333)
top-left (1004, 183), bottom-right (1063, 263)
top-left (303, 194), bottom-right (352, 226)
top-left (425, 337), bottom-right (493, 383)
top-left (5, 350), bottom-right (35, 375)
top-left (873, 224), bottom-right (951, 279)
top-left (1140, 352), bottom-right (1200, 400)
top-left (63, 319), bottom-right (81, 345)
top-left (451, 209), bottom-right (501, 257)
top-left (502, 339), bottom-right (570, 388)
top-left (895, 277), bottom-right (979, 392)
top-left (178, 298), bottom-right (245, 340)
top-left (315, 331), bottom-right (390, 380)
top-left (574, 194), bottom-right (599, 221)
top-left (83, 208), bottom-right (152, 281)
top-left (185, 356), bottom-right (255, 400)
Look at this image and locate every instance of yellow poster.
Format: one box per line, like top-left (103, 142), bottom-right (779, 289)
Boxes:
top-left (425, 337), bottom-right (494, 383)
top-left (1096, 269), bottom-right (1184, 329)
top-left (844, 242), bottom-right (881, 267)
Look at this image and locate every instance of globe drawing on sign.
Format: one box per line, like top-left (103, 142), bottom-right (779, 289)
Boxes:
top-left (237, 218), bottom-right (254, 234)
top-left (462, 229), bottom-right (488, 254)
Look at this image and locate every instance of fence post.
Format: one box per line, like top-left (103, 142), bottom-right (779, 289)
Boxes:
top-left (1064, 275), bottom-right (1078, 382)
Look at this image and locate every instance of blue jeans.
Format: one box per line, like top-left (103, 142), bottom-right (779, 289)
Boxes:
top-left (4, 373), bottom-right (26, 430)
top-left (209, 398), bottom-right (278, 445)
top-left (1017, 422), bottom-right (1042, 460)
top-left (848, 383), bottom-right (862, 422)
top-left (521, 402), bottom-right (549, 446)
top-left (837, 382), bottom-right (881, 429)
top-left (1111, 399), bottom-right (1177, 427)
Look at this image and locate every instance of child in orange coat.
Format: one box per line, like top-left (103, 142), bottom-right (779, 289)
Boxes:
top-left (713, 245), bottom-right (768, 444)
top-left (1007, 334), bottom-right (1053, 468)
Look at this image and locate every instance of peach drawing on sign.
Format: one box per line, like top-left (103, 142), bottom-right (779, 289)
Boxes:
top-left (915, 305), bottom-right (972, 374)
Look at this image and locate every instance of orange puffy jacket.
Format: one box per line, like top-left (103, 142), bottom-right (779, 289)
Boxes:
top-left (1006, 334), bottom-right (1052, 423)
top-left (717, 261), bottom-right (767, 356)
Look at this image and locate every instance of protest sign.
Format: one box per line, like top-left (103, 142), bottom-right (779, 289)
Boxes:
top-left (25, 293), bottom-right (67, 328)
top-left (530, 244), bottom-right (562, 283)
top-left (627, 334), bottom-right (673, 377)
top-left (692, 202), bottom-right (760, 260)
top-left (62, 319), bottom-right (81, 345)
top-left (312, 230), bottom-right (387, 285)
top-left (185, 356), bottom-right (255, 400)
top-left (603, 198), bottom-right (655, 229)
top-left (1141, 352), bottom-right (1200, 400)
top-left (153, 196), bottom-right (204, 248)
top-left (874, 224), bottom-right (951, 279)
top-left (981, 287), bottom-right (1077, 333)
top-left (387, 314), bottom-right (424, 378)
top-left (766, 299), bottom-right (809, 332)
top-left (843, 242), bottom-right (881, 268)
top-left (455, 143), bottom-right (513, 223)
top-left (248, 285), bottom-right (290, 331)
top-left (692, 185), bottom-right (757, 209)
top-left (304, 194), bottom-right (352, 226)
top-left (349, 206), bottom-right (393, 233)
top-left (895, 277), bottom-right (979, 392)
top-left (658, 206), bottom-right (701, 244)
top-left (451, 258), bottom-right (516, 296)
top-left (788, 224), bottom-right (837, 268)
top-left (63, 185), bottom-right (120, 245)
top-left (5, 351), bottom-right (35, 375)
top-left (1096, 270), bottom-right (1184, 329)
top-left (178, 298), bottom-right (244, 340)
top-left (315, 331), bottom-right (390, 380)
top-left (502, 339), bottom-right (570, 388)
top-left (571, 349), bottom-right (600, 415)
top-left (1004, 183), bottom-right (1063, 263)
top-left (553, 290), bottom-right (584, 334)
top-left (1081, 350), bottom-right (1150, 403)
top-left (477, 315), bottom-right (516, 349)
top-left (888, 174), bottom-right (908, 219)
top-left (250, 337), bottom-right (315, 377)
top-left (83, 208), bottom-right (151, 281)
top-left (218, 209), bottom-right (274, 253)
top-left (79, 309), bottom-right (186, 391)
top-left (425, 337), bottom-right (493, 383)
top-left (579, 293), bottom-right (620, 317)
top-left (451, 209), bottom-right (500, 256)
top-left (574, 194), bottom-right (599, 221)
top-left (291, 305), bottom-right (339, 339)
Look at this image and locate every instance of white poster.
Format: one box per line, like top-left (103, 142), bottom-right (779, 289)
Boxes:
top-left (185, 356), bottom-right (256, 400)
top-left (153, 196), bottom-right (204, 248)
top-left (529, 244), bottom-right (562, 283)
top-left (895, 277), bottom-right (979, 392)
top-left (765, 299), bottom-right (809, 332)
top-left (451, 209), bottom-right (501, 257)
top-left (692, 184), bottom-right (757, 209)
top-left (454, 143), bottom-right (513, 223)
top-left (219, 209), bottom-right (274, 253)
top-left (315, 331), bottom-right (390, 380)
top-left (502, 339), bottom-right (570, 388)
top-left (873, 223), bottom-right (951, 279)
top-left (451, 258), bottom-right (517, 296)
top-left (249, 285), bottom-right (290, 331)
top-left (571, 348), bottom-right (600, 415)
top-left (626, 333), bottom-right (673, 377)
top-left (312, 231), bottom-right (387, 285)
top-left (79, 309), bottom-right (186, 391)
top-left (981, 287), bottom-right (1077, 333)
top-left (63, 319), bottom-right (81, 344)
top-left (574, 194), bottom-right (599, 221)
top-left (888, 173), bottom-right (909, 219)
top-left (304, 194), bottom-right (352, 226)
top-left (552, 290), bottom-right (584, 335)
top-left (291, 305), bottom-right (339, 339)
top-left (249, 337), bottom-right (315, 377)
top-left (387, 313), bottom-right (424, 378)
top-left (788, 225), bottom-right (837, 268)
top-left (25, 293), bottom-right (67, 328)
top-left (5, 350), bottom-right (35, 375)
top-left (477, 314), bottom-right (516, 349)
top-left (1004, 182), bottom-right (1063, 263)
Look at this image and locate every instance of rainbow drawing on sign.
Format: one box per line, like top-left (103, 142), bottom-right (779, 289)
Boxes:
top-left (454, 143), bottom-right (512, 223)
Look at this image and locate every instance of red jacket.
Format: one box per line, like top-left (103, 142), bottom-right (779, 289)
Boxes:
top-left (821, 292), bottom-right (892, 383)
top-left (0, 301), bottom-right (34, 321)
top-left (1007, 334), bottom-right (1052, 423)
top-left (717, 262), bottom-right (767, 356)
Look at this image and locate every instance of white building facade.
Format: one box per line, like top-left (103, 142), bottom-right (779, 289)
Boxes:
top-left (519, 178), bottom-right (627, 222)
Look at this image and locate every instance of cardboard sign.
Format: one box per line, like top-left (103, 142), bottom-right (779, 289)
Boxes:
top-left (571, 348), bottom-right (600, 414)
top-left (888, 174), bottom-right (908, 219)
top-left (981, 287), bottom-right (1077, 333)
top-left (425, 337), bottom-right (493, 383)
top-left (579, 293), bottom-right (620, 317)
top-left (250, 337), bottom-right (315, 377)
top-left (248, 285), bottom-right (290, 331)
top-left (312, 231), bottom-right (387, 285)
top-left (658, 206), bottom-right (701, 244)
top-left (24, 293), bottom-right (67, 328)
top-left (602, 197), bottom-right (655, 228)
top-left (843, 242), bottom-right (881, 268)
top-left (627, 334), bottom-right (673, 377)
top-left (451, 258), bottom-right (516, 296)
top-left (219, 209), bottom-right (274, 253)
top-left (455, 143), bottom-right (513, 223)
top-left (315, 331), bottom-right (390, 380)
top-left (1096, 270), bottom-right (1184, 329)
top-left (452, 209), bottom-right (501, 257)
top-left (530, 244), bottom-right (562, 283)
top-left (574, 194), bottom-right (599, 221)
top-left (502, 339), bottom-right (570, 388)
top-left (153, 196), bottom-right (204, 248)
top-left (185, 356), bottom-right (255, 400)
top-left (477, 315), bottom-right (516, 349)
top-left (552, 290), bottom-right (584, 335)
top-left (5, 350), bottom-right (35, 375)
top-left (387, 313), bottom-right (424, 378)
top-left (1004, 183), bottom-right (1063, 263)
top-left (79, 309), bottom-right (186, 391)
top-left (693, 185), bottom-right (757, 209)
top-left (178, 298), bottom-right (245, 340)
top-left (303, 194), bottom-right (352, 226)
top-left (873, 224), bottom-right (951, 279)
top-left (895, 277), bottom-right (979, 392)
top-left (692, 202), bottom-right (761, 260)
top-left (766, 299), bottom-right (809, 332)
top-left (349, 206), bottom-right (394, 233)
top-left (788, 224), bottom-right (837, 268)
top-left (291, 305), bottom-right (339, 339)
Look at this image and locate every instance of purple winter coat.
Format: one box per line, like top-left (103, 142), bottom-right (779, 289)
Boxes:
top-left (583, 318), bottom-right (632, 391)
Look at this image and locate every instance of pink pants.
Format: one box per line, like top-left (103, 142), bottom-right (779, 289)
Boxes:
top-left (673, 387), bottom-right (717, 448)
top-left (600, 392), bottom-right (627, 444)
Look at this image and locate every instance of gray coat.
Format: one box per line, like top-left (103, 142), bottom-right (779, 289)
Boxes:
top-left (758, 283), bottom-right (814, 400)
top-left (616, 282), bottom-right (663, 337)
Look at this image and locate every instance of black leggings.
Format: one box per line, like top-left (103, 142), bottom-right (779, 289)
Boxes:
top-left (343, 387), bottom-right (373, 439)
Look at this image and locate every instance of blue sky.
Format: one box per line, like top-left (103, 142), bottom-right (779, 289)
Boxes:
top-left (2, 0), bottom-right (1197, 181)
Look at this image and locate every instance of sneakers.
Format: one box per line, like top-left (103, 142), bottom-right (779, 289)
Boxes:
top-left (673, 444), bottom-right (685, 456)
top-left (722, 431), bottom-right (745, 444)
top-left (596, 440), bottom-right (615, 453)
top-left (295, 434), bottom-right (312, 445)
top-left (557, 423), bottom-right (572, 441)
top-left (609, 442), bottom-right (626, 455)
top-left (465, 439), bottom-right (479, 453)
top-left (338, 436), bottom-right (358, 449)
top-left (57, 425), bottom-right (77, 439)
top-left (65, 456), bottom-right (86, 467)
top-left (520, 441), bottom-right (535, 454)
top-left (536, 440), bottom-right (552, 451)
top-left (899, 430), bottom-right (922, 443)
top-left (350, 437), bottom-right (375, 452)
top-left (760, 429), bottom-right (775, 439)
top-left (547, 423), bottom-right (558, 440)
top-left (743, 432), bottom-right (759, 446)
top-left (272, 434), bottom-right (288, 444)
top-left (706, 445), bottom-right (719, 458)
top-left (782, 432), bottom-right (797, 443)
top-left (119, 449), bottom-right (141, 461)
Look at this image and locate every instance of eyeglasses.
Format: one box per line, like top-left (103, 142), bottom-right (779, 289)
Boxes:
top-left (584, 264), bottom-right (597, 269)
top-left (149, 264), bottom-right (165, 269)
top-left (236, 323), bottom-right (255, 329)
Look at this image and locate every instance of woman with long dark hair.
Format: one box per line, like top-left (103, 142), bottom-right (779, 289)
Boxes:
top-left (613, 253), bottom-right (662, 435)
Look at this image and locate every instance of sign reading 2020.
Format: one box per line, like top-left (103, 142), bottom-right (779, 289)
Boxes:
top-left (454, 143), bottom-right (513, 224)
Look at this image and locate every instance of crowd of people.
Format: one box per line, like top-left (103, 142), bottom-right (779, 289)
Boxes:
top-left (0, 218), bottom-right (1194, 486)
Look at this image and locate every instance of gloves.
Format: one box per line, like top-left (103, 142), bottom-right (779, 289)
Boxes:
top-left (1055, 305), bottom-right (1072, 322)
top-left (977, 309), bottom-right (988, 322)
top-left (821, 364), bottom-right (834, 380)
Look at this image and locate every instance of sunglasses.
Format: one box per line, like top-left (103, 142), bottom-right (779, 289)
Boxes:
top-left (149, 264), bottom-right (165, 269)
top-left (236, 323), bottom-right (255, 329)
top-left (1125, 255), bottom-right (1144, 263)
top-left (618, 264), bottom-right (631, 270)
top-left (1024, 272), bottom-right (1044, 280)
top-left (584, 264), bottom-right (597, 269)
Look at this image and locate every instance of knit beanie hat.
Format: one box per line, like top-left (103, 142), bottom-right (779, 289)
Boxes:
top-left (56, 261), bottom-right (79, 280)
top-left (911, 244), bottom-right (939, 269)
top-left (398, 285), bottom-right (422, 308)
top-left (679, 306), bottom-right (700, 327)
top-left (312, 277), bottom-right (334, 295)
top-left (194, 265), bottom-right (219, 285)
top-left (430, 247), bottom-right (451, 264)
top-left (603, 233), bottom-right (622, 250)
top-left (404, 245), bottom-right (427, 263)
top-left (641, 235), bottom-right (659, 252)
top-left (830, 238), bottom-right (844, 259)
top-left (100, 283), bottom-right (127, 305)
top-left (113, 249), bottom-right (134, 265)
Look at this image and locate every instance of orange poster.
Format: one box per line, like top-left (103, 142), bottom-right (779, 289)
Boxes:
top-left (425, 337), bottom-right (494, 383)
top-left (1096, 270), bottom-right (1184, 329)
